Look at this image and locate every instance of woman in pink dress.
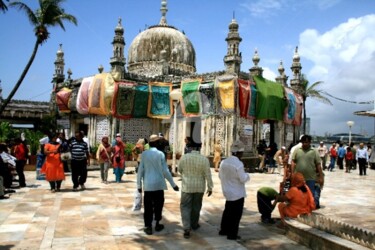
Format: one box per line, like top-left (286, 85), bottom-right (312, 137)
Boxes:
top-left (112, 135), bottom-right (125, 183)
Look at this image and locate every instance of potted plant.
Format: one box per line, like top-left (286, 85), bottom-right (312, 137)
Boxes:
top-left (124, 143), bottom-right (135, 161)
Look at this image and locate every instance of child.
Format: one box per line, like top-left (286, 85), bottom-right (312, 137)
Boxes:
top-left (257, 187), bottom-right (278, 224)
top-left (345, 147), bottom-right (353, 173)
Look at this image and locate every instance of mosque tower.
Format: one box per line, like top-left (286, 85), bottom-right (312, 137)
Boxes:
top-left (224, 15), bottom-right (242, 76)
top-left (110, 18), bottom-right (126, 80)
top-left (53, 44), bottom-right (65, 84)
top-left (249, 48), bottom-right (263, 77)
top-left (275, 60), bottom-right (288, 86)
top-left (290, 46), bottom-right (302, 90)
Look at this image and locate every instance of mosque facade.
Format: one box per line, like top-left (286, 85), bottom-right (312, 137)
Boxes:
top-left (52, 0), bottom-right (304, 158)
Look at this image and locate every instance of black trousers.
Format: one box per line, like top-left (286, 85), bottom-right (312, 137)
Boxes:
top-left (71, 159), bottom-right (87, 188)
top-left (358, 158), bottom-right (367, 175)
top-left (144, 190), bottom-right (164, 227)
top-left (257, 192), bottom-right (274, 220)
top-left (220, 197), bottom-right (244, 239)
top-left (49, 180), bottom-right (62, 190)
top-left (16, 160), bottom-right (26, 186)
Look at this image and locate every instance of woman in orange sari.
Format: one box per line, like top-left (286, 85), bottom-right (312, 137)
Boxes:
top-left (41, 133), bottom-right (65, 192)
top-left (277, 172), bottom-right (315, 226)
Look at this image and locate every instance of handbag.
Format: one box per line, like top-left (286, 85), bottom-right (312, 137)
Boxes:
top-left (60, 152), bottom-right (72, 161)
top-left (132, 190), bottom-right (142, 211)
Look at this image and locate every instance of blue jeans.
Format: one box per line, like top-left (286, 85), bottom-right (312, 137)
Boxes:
top-left (305, 180), bottom-right (317, 207)
top-left (328, 157), bottom-right (336, 171)
top-left (314, 185), bottom-right (321, 208)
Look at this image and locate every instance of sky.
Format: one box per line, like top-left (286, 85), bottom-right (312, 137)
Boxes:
top-left (0, 0), bottom-right (375, 137)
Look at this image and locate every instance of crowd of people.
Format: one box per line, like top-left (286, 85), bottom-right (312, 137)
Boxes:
top-left (1, 130), bottom-right (374, 240)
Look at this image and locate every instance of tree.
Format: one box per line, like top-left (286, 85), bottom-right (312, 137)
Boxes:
top-left (0, 0), bottom-right (9, 13)
top-left (0, 0), bottom-right (77, 116)
top-left (299, 74), bottom-right (332, 134)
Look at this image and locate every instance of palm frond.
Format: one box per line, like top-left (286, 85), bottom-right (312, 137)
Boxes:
top-left (9, 1), bottom-right (38, 25)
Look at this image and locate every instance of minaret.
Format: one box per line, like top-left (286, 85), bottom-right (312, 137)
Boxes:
top-left (224, 14), bottom-right (242, 75)
top-left (275, 60), bottom-right (288, 86)
top-left (249, 48), bottom-right (263, 77)
top-left (290, 46), bottom-right (302, 91)
top-left (110, 18), bottom-right (126, 79)
top-left (53, 44), bottom-right (65, 84)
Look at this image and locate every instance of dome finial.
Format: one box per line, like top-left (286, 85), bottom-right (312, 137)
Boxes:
top-left (160, 0), bottom-right (168, 25)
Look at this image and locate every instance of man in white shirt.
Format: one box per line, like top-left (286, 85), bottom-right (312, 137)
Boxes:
top-left (218, 140), bottom-right (250, 240)
top-left (317, 141), bottom-right (328, 170)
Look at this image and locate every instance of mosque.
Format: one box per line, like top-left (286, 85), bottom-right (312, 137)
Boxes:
top-left (52, 0), bottom-right (305, 159)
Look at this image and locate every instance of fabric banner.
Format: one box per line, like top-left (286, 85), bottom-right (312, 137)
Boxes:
top-left (133, 84), bottom-right (149, 118)
top-left (199, 81), bottom-right (216, 115)
top-left (238, 79), bottom-right (250, 118)
top-left (76, 76), bottom-right (94, 115)
top-left (248, 83), bottom-right (257, 119)
top-left (181, 79), bottom-right (201, 116)
top-left (147, 82), bottom-right (172, 119)
top-left (253, 75), bottom-right (287, 121)
top-left (88, 73), bottom-right (115, 115)
top-left (68, 88), bottom-right (79, 112)
top-left (111, 82), bottom-right (136, 119)
top-left (215, 75), bottom-right (236, 115)
top-left (284, 87), bottom-right (296, 124)
top-left (56, 87), bottom-right (72, 113)
top-left (293, 92), bottom-right (303, 126)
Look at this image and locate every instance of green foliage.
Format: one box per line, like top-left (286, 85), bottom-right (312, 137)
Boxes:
top-left (125, 143), bottom-right (134, 155)
top-left (90, 143), bottom-right (99, 155)
top-left (0, 122), bottom-right (13, 142)
top-left (24, 130), bottom-right (44, 155)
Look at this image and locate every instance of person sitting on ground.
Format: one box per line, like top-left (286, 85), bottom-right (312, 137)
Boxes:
top-left (276, 172), bottom-right (315, 226)
top-left (257, 187), bottom-right (278, 224)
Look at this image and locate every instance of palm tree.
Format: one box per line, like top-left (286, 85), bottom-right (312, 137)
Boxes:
top-left (0, 0), bottom-right (9, 13)
top-left (299, 74), bottom-right (332, 134)
top-left (0, 0), bottom-right (77, 116)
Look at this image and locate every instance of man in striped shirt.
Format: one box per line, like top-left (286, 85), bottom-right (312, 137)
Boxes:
top-left (70, 131), bottom-right (90, 191)
top-left (178, 150), bottom-right (213, 239)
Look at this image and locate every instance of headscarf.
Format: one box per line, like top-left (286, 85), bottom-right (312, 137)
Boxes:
top-left (291, 172), bottom-right (305, 188)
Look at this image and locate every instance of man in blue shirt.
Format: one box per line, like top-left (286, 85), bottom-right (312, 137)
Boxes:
top-left (137, 134), bottom-right (179, 235)
top-left (337, 143), bottom-right (346, 170)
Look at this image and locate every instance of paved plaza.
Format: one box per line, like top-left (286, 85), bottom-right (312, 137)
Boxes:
top-left (0, 164), bottom-right (374, 250)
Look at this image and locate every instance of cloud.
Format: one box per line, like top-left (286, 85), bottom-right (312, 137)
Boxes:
top-left (240, 0), bottom-right (284, 18)
top-left (299, 14), bottom-right (375, 136)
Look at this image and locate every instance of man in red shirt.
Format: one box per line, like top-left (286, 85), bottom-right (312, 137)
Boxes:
top-left (14, 138), bottom-right (27, 187)
top-left (327, 142), bottom-right (337, 172)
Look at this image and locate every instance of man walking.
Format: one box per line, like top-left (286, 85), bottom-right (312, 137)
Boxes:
top-left (291, 134), bottom-right (323, 207)
top-left (356, 143), bottom-right (369, 176)
top-left (178, 150), bottom-right (213, 239)
top-left (137, 134), bottom-right (179, 235)
top-left (70, 131), bottom-right (90, 191)
top-left (317, 141), bottom-right (328, 170)
top-left (219, 140), bottom-right (250, 240)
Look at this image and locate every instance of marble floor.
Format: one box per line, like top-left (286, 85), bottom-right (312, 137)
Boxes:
top-left (0, 165), bottom-right (374, 250)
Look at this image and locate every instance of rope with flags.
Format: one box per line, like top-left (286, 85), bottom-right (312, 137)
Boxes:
top-left (321, 91), bottom-right (374, 104)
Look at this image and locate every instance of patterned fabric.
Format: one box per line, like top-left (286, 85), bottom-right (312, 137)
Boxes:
top-left (56, 87), bottom-right (72, 113)
top-left (181, 79), bottom-right (201, 116)
top-left (284, 87), bottom-right (296, 124)
top-left (253, 75), bottom-right (287, 121)
top-left (68, 88), bottom-right (79, 112)
top-left (133, 84), bottom-right (149, 118)
top-left (147, 82), bottom-right (172, 119)
top-left (293, 92), bottom-right (303, 126)
top-left (216, 75), bottom-right (236, 115)
top-left (238, 79), bottom-right (250, 118)
top-left (88, 73), bottom-right (115, 115)
top-left (248, 83), bottom-right (257, 118)
top-left (199, 81), bottom-right (216, 115)
top-left (112, 81), bottom-right (135, 119)
top-left (178, 151), bottom-right (213, 193)
top-left (76, 76), bottom-right (94, 115)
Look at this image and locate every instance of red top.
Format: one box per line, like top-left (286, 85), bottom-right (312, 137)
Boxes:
top-left (330, 147), bottom-right (337, 158)
top-left (345, 151), bottom-right (353, 161)
top-left (14, 143), bottom-right (27, 161)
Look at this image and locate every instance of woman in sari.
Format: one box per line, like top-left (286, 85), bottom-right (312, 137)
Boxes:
top-left (96, 136), bottom-right (112, 184)
top-left (277, 172), bottom-right (315, 226)
top-left (41, 133), bottom-right (65, 192)
top-left (112, 136), bottom-right (125, 183)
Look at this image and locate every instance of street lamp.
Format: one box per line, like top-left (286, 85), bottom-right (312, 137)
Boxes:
top-left (170, 88), bottom-right (182, 175)
top-left (347, 121), bottom-right (355, 145)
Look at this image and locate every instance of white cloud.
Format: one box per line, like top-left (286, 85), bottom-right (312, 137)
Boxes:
top-left (240, 0), bottom-right (284, 18)
top-left (262, 67), bottom-right (278, 81)
top-left (299, 14), bottom-right (375, 136)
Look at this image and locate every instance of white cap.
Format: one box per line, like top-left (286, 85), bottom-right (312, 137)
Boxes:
top-left (230, 140), bottom-right (245, 153)
top-left (116, 133), bottom-right (121, 137)
top-left (282, 146), bottom-right (286, 150)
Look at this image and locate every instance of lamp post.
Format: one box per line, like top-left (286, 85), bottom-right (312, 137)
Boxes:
top-left (169, 89), bottom-right (182, 175)
top-left (347, 121), bottom-right (355, 145)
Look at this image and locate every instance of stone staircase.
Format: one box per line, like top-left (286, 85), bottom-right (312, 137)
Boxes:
top-left (285, 213), bottom-right (375, 250)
